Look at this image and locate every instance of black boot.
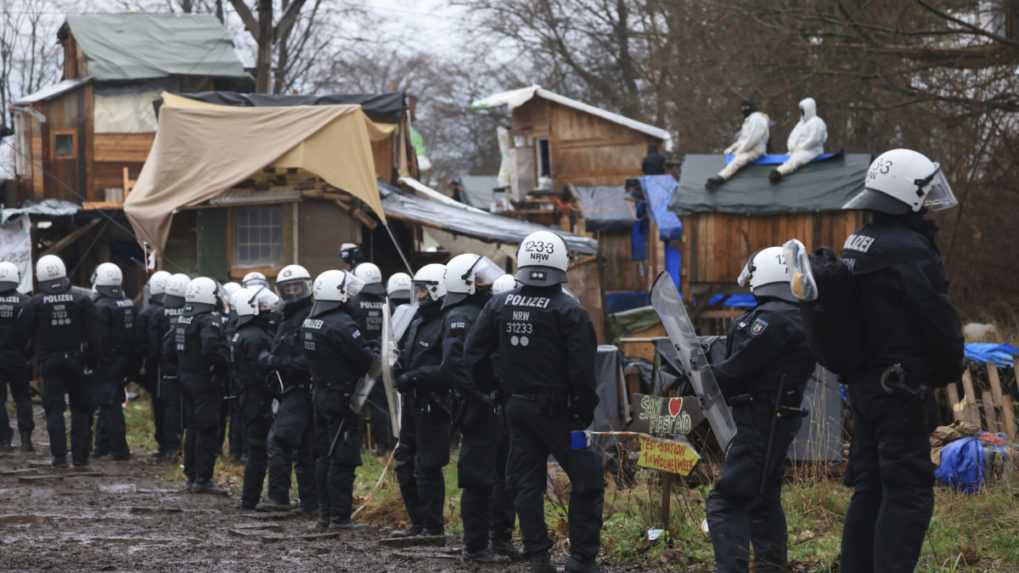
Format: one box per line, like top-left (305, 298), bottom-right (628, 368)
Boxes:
top-left (565, 554), bottom-right (601, 573)
top-left (705, 176), bottom-right (725, 191)
top-left (20, 431), bottom-right (34, 453)
top-left (769, 169), bottom-right (783, 184)
top-left (389, 525), bottom-right (423, 538)
top-left (528, 552), bottom-right (557, 573)
top-left (192, 480), bottom-right (229, 496)
top-left (464, 547), bottom-right (507, 563)
top-left (492, 538), bottom-right (523, 561)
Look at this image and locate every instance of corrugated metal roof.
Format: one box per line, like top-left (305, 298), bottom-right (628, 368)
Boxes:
top-left (472, 85), bottom-right (674, 150)
top-left (13, 77), bottom-right (90, 105)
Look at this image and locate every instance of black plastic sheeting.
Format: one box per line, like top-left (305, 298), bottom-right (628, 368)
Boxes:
top-left (589, 345), bottom-right (628, 453)
top-left (671, 152), bottom-right (871, 215)
top-left (573, 186), bottom-right (636, 232)
top-left (181, 91), bottom-right (407, 123)
top-left (379, 181), bottom-right (598, 255)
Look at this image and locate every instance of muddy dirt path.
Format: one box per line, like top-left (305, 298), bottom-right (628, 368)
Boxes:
top-left (0, 443), bottom-right (656, 573)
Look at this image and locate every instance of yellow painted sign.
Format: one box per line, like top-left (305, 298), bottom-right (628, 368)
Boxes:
top-left (637, 435), bottom-right (701, 476)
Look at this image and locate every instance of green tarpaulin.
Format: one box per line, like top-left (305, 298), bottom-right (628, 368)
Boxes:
top-left (62, 14), bottom-right (249, 82)
top-left (671, 152), bottom-right (871, 215)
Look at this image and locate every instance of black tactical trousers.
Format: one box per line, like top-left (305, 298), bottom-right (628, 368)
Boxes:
top-left (313, 385), bottom-right (361, 523)
top-left (41, 357), bottom-right (92, 464)
top-left (459, 400), bottom-right (515, 553)
top-left (240, 387), bottom-right (274, 508)
top-left (367, 383), bottom-right (394, 453)
top-left (505, 396), bottom-right (604, 561)
top-left (706, 400), bottom-right (803, 573)
top-left (0, 366), bottom-right (33, 445)
top-left (141, 359), bottom-right (164, 452)
top-left (268, 388), bottom-right (317, 510)
top-left (841, 383), bottom-right (935, 573)
top-left (395, 392), bottom-right (451, 532)
top-left (182, 379), bottom-right (221, 484)
top-left (93, 357), bottom-right (131, 458)
top-left (158, 371), bottom-right (183, 455)
top-left (220, 387), bottom-right (245, 459)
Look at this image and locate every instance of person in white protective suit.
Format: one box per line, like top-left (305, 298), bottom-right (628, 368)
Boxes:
top-left (706, 99), bottom-right (770, 191)
top-left (769, 97), bottom-right (827, 184)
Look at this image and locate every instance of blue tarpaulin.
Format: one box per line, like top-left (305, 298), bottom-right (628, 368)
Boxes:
top-left (640, 175), bottom-right (682, 240)
top-left (631, 201), bottom-right (649, 261)
top-left (708, 293), bottom-right (757, 309)
top-left (665, 243), bottom-right (681, 289)
top-left (934, 435), bottom-right (1010, 493)
top-left (965, 343), bottom-right (1019, 368)
top-left (723, 152), bottom-right (839, 166)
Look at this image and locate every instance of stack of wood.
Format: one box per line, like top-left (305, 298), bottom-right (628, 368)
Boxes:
top-left (942, 362), bottom-right (1017, 441)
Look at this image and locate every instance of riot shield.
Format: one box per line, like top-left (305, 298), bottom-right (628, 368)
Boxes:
top-left (390, 302), bottom-right (417, 342)
top-left (380, 302), bottom-right (401, 435)
top-left (650, 272), bottom-right (736, 450)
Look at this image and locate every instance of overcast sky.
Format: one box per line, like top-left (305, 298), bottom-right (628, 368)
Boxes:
top-left (365, 0), bottom-right (470, 55)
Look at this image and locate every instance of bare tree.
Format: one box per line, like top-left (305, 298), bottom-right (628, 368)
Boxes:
top-left (0, 0), bottom-right (60, 129)
top-left (226, 0), bottom-right (307, 93)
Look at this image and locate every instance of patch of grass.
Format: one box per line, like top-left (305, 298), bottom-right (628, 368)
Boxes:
top-left (123, 401), bottom-right (1019, 570)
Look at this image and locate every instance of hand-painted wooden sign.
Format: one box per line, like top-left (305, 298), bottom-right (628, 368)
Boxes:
top-left (628, 393), bottom-right (706, 437)
top-left (637, 434), bottom-right (701, 476)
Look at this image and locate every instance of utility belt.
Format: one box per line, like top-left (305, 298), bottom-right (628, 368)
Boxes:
top-left (729, 390), bottom-right (805, 418)
top-left (511, 388), bottom-right (569, 414)
top-left (312, 378), bottom-right (356, 391)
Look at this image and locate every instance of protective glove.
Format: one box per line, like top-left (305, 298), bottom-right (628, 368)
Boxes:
top-left (257, 350), bottom-right (278, 369)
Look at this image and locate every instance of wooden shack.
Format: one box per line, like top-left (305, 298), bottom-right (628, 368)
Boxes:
top-left (672, 153), bottom-right (871, 310)
top-left (11, 14), bottom-right (252, 206)
top-left (472, 86), bottom-right (675, 329)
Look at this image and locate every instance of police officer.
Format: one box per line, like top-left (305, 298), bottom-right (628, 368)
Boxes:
top-left (392, 263), bottom-right (451, 539)
top-left (172, 277), bottom-right (229, 493)
top-left (439, 254), bottom-right (513, 562)
top-left (221, 281), bottom-right (245, 462)
top-left (491, 274), bottom-right (517, 296)
top-left (136, 270), bottom-right (170, 456)
top-left (704, 247), bottom-right (815, 573)
top-left (242, 272), bottom-right (269, 289)
top-left (302, 269), bottom-right (375, 530)
top-left (150, 273), bottom-right (190, 460)
top-left (783, 149), bottom-right (964, 573)
top-left (464, 231), bottom-right (603, 573)
top-left (232, 286), bottom-right (280, 510)
top-left (26, 254), bottom-right (98, 467)
top-left (386, 272), bottom-right (412, 311)
top-left (339, 242), bottom-right (363, 269)
top-left (263, 264), bottom-right (318, 513)
top-left (353, 262), bottom-right (393, 454)
top-left (0, 262), bottom-right (33, 452)
top-left (90, 263), bottom-right (138, 461)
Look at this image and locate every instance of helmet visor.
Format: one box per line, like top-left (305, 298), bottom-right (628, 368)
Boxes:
top-left (921, 165), bottom-right (958, 211)
top-left (342, 272), bottom-right (366, 298)
top-left (469, 257), bottom-right (503, 289)
top-left (737, 263), bottom-right (752, 288)
top-left (279, 279), bottom-right (310, 302)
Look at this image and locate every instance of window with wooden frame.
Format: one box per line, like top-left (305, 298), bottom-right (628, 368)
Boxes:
top-left (230, 204), bottom-right (285, 267)
top-left (51, 129), bottom-right (77, 160)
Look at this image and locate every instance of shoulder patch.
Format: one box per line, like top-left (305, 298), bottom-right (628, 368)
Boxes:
top-left (750, 318), bottom-right (768, 337)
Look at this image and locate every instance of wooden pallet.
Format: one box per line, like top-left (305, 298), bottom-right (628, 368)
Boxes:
top-left (945, 363), bottom-right (1016, 441)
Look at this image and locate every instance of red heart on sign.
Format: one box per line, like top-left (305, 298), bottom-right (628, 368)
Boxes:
top-left (668, 398), bottom-right (683, 417)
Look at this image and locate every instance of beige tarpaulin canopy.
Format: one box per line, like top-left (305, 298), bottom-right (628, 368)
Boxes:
top-left (124, 92), bottom-right (385, 255)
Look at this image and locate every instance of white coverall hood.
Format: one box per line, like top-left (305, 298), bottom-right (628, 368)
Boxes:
top-left (774, 97), bottom-right (828, 178)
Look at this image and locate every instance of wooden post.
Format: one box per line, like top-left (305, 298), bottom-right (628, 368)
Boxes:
top-left (981, 388), bottom-right (1000, 433)
top-left (660, 473), bottom-right (673, 530)
top-left (989, 364), bottom-right (1016, 441)
top-left (961, 367), bottom-right (981, 427)
top-left (946, 383), bottom-right (962, 421)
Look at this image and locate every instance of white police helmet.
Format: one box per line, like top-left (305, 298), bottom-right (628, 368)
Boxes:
top-left (92, 263), bottom-right (123, 288)
top-left (312, 269), bottom-right (364, 304)
top-left (844, 148), bottom-right (957, 214)
top-left (515, 230), bottom-right (569, 287)
top-left (413, 264), bottom-right (446, 302)
top-left (166, 273), bottom-right (191, 299)
top-left (354, 263), bottom-right (383, 285)
top-left (186, 277), bottom-right (219, 305)
top-left (242, 271), bottom-right (268, 288)
top-left (737, 246), bottom-right (794, 302)
top-left (386, 272), bottom-right (412, 299)
top-left (492, 274), bottom-right (518, 295)
top-left (148, 270), bottom-right (171, 296)
top-left (36, 254), bottom-right (67, 283)
top-left (444, 254), bottom-right (502, 305)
